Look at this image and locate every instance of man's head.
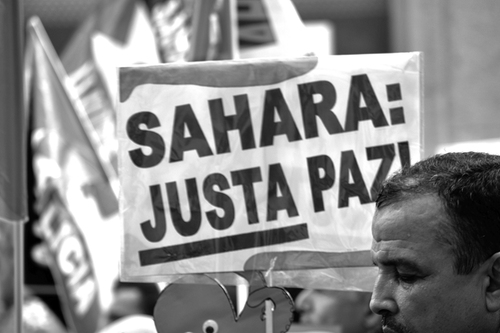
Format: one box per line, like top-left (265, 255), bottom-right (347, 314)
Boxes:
top-left (107, 281), bottom-right (160, 323)
top-left (370, 152), bottom-right (500, 333)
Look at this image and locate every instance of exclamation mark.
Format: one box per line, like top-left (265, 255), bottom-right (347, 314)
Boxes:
top-left (398, 141), bottom-right (411, 168)
top-left (386, 83), bottom-right (405, 125)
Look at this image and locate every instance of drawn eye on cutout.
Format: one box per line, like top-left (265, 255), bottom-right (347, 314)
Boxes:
top-left (203, 319), bottom-right (218, 333)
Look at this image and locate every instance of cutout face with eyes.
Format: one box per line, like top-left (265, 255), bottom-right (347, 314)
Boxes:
top-left (153, 275), bottom-right (294, 333)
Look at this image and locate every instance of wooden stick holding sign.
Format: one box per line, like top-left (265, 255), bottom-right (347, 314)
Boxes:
top-left (266, 296), bottom-right (274, 333)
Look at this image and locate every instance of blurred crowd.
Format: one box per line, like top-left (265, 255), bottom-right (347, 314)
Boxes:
top-left (293, 289), bottom-right (382, 333)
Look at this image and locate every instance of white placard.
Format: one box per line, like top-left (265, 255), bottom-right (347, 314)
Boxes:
top-left (118, 52), bottom-right (422, 282)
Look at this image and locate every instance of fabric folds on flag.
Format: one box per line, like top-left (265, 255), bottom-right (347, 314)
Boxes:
top-left (27, 17), bottom-right (120, 333)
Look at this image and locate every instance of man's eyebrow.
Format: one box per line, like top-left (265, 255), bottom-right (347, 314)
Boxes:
top-left (373, 256), bottom-right (421, 270)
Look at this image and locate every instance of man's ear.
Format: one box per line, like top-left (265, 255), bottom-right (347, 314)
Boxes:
top-left (486, 252), bottom-right (500, 312)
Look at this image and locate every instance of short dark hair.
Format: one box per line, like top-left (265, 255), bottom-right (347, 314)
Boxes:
top-left (376, 151), bottom-right (500, 274)
top-left (113, 281), bottom-right (160, 316)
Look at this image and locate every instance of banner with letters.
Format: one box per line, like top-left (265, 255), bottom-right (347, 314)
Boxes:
top-left (49, 0), bottom-right (158, 311)
top-left (61, 0), bottom-right (158, 177)
top-left (118, 53), bottom-right (422, 289)
top-left (27, 17), bottom-right (114, 332)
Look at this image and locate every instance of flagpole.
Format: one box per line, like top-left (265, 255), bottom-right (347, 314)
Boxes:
top-left (15, 0), bottom-right (25, 332)
top-left (14, 223), bottom-right (24, 333)
top-left (3, 0), bottom-right (27, 332)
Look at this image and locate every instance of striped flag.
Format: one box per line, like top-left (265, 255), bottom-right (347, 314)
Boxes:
top-left (27, 17), bottom-right (118, 333)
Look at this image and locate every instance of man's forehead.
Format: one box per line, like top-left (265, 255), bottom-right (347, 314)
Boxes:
top-left (372, 195), bottom-right (449, 241)
top-left (371, 195), bottom-right (456, 268)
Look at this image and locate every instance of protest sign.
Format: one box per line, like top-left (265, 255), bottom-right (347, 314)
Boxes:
top-left (118, 53), bottom-right (422, 286)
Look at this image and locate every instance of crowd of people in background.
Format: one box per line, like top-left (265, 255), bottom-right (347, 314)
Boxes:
top-left (294, 289), bottom-right (382, 333)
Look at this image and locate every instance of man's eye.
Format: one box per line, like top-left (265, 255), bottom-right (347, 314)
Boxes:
top-left (396, 272), bottom-right (418, 284)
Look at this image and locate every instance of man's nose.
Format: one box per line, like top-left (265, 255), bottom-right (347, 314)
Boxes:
top-left (369, 273), bottom-right (398, 316)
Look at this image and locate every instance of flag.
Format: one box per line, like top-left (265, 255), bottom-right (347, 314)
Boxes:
top-left (27, 16), bottom-right (120, 332)
top-left (29, 0), bottom-right (161, 319)
top-left (61, 0), bottom-right (159, 176)
top-left (236, 0), bottom-right (312, 59)
top-left (147, 0), bottom-right (236, 62)
top-left (56, 0), bottom-right (161, 311)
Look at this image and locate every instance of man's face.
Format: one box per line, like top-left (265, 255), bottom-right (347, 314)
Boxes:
top-left (370, 195), bottom-right (490, 333)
